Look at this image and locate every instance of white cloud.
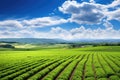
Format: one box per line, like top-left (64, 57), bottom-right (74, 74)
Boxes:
top-left (105, 0), bottom-right (120, 21)
top-left (22, 17), bottom-right (68, 28)
top-left (107, 9), bottom-right (120, 21)
top-left (59, 1), bottom-right (106, 24)
top-left (89, 0), bottom-right (95, 3)
top-left (49, 26), bottom-right (120, 39)
top-left (59, 0), bottom-right (120, 24)
top-left (0, 29), bottom-right (34, 38)
top-left (0, 16), bottom-right (68, 30)
top-left (106, 0), bottom-right (120, 8)
top-left (0, 20), bottom-right (23, 28)
top-left (0, 0), bottom-right (120, 39)
top-left (50, 27), bottom-right (72, 39)
top-left (103, 20), bottom-right (113, 30)
top-left (0, 26), bottom-right (120, 39)
top-left (0, 16), bottom-right (68, 38)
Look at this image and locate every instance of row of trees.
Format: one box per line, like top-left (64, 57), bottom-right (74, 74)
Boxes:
top-left (68, 42), bottom-right (120, 48)
top-left (0, 44), bottom-right (15, 48)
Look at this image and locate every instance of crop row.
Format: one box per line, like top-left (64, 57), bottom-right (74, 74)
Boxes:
top-left (93, 53), bottom-right (106, 80)
top-left (56, 55), bottom-right (83, 80)
top-left (0, 55), bottom-right (72, 80)
top-left (71, 54), bottom-right (90, 80)
top-left (0, 59), bottom-right (47, 75)
top-left (0, 53), bottom-right (120, 80)
top-left (0, 59), bottom-right (49, 80)
top-left (13, 55), bottom-right (77, 80)
top-left (0, 57), bottom-right (45, 71)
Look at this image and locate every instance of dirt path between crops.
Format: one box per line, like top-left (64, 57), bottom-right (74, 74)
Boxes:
top-left (92, 54), bottom-right (97, 80)
top-left (69, 55), bottom-right (85, 80)
top-left (97, 54), bottom-right (110, 80)
top-left (54, 61), bottom-right (72, 80)
top-left (82, 54), bottom-right (90, 80)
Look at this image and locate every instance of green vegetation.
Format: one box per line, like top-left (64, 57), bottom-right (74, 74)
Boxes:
top-left (0, 46), bottom-right (120, 80)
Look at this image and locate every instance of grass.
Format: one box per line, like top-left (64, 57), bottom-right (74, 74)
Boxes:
top-left (0, 46), bottom-right (120, 80)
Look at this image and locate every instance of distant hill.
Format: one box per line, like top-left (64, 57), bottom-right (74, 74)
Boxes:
top-left (0, 38), bottom-right (120, 44)
top-left (0, 38), bottom-right (68, 44)
top-left (71, 39), bottom-right (120, 43)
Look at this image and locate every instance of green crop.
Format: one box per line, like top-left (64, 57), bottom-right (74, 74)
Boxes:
top-left (0, 46), bottom-right (119, 80)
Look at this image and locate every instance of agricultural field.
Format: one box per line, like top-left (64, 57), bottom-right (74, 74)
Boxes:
top-left (0, 46), bottom-right (120, 80)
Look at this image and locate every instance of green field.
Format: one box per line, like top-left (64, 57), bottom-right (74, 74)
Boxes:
top-left (0, 46), bottom-right (120, 80)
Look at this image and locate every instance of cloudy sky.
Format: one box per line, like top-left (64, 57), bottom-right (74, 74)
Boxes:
top-left (0, 0), bottom-right (120, 40)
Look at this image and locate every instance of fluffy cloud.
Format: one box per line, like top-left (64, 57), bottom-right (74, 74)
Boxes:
top-left (50, 27), bottom-right (72, 39)
top-left (106, 0), bottom-right (120, 8)
top-left (0, 29), bottom-right (34, 38)
top-left (0, 20), bottom-right (23, 29)
top-left (0, 17), bottom-right (68, 38)
top-left (89, 0), bottom-right (95, 3)
top-left (49, 26), bottom-right (120, 39)
top-left (22, 17), bottom-right (68, 28)
top-left (1, 26), bottom-right (120, 40)
top-left (59, 0), bottom-right (120, 24)
top-left (106, 0), bottom-right (120, 21)
top-left (0, 0), bottom-right (120, 39)
top-left (59, 1), bottom-right (106, 24)
top-left (0, 16), bottom-right (68, 30)
top-left (103, 20), bottom-right (113, 30)
top-left (107, 9), bottom-right (120, 21)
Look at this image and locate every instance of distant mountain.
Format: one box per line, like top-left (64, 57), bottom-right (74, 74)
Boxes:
top-left (70, 39), bottom-right (120, 43)
top-left (0, 38), bottom-right (68, 44)
top-left (0, 38), bottom-right (120, 44)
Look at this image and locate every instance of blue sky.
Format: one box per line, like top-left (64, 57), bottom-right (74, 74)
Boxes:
top-left (0, 0), bottom-right (120, 39)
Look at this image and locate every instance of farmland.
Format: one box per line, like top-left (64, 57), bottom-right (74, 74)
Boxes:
top-left (0, 46), bottom-right (120, 80)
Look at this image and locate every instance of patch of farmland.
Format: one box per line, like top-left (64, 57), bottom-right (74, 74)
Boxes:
top-left (0, 46), bottom-right (120, 80)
